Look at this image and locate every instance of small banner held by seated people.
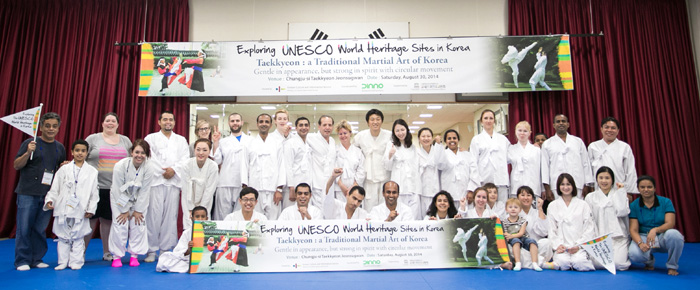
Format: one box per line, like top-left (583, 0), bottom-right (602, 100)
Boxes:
top-left (189, 218), bottom-right (509, 273)
top-left (579, 234), bottom-right (616, 274)
top-left (139, 35), bottom-right (573, 97)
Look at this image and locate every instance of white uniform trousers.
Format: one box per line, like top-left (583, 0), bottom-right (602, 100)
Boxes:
top-left (516, 238), bottom-right (553, 269)
top-left (310, 188), bottom-right (324, 208)
top-left (282, 187), bottom-right (296, 210)
top-left (147, 185), bottom-right (180, 254)
top-left (109, 209), bottom-right (149, 258)
top-left (497, 186), bottom-right (509, 203)
top-left (156, 252), bottom-right (189, 273)
top-left (334, 190), bottom-right (347, 203)
top-left (54, 217), bottom-right (91, 268)
top-left (398, 193), bottom-right (421, 220)
top-left (553, 249), bottom-right (595, 271)
top-left (419, 196), bottom-right (433, 219)
top-left (362, 181), bottom-right (385, 212)
top-left (214, 187), bottom-right (241, 220)
top-left (255, 190), bottom-right (281, 220)
top-left (593, 236), bottom-right (630, 271)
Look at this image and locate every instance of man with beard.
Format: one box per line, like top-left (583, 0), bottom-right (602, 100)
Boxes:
top-left (306, 115), bottom-right (336, 207)
top-left (370, 181), bottom-right (414, 222)
top-left (279, 183), bottom-right (323, 220)
top-left (144, 111), bottom-right (190, 262)
top-left (241, 114), bottom-right (286, 220)
top-left (541, 114), bottom-right (594, 201)
top-left (283, 117), bottom-right (313, 209)
top-left (323, 168), bottom-right (368, 220)
top-left (213, 113), bottom-right (252, 220)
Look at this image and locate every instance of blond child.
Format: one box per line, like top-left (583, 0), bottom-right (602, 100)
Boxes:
top-left (502, 198), bottom-right (542, 271)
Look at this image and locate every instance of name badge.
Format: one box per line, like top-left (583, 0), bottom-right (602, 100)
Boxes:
top-left (41, 171), bottom-right (54, 185)
top-left (66, 195), bottom-right (79, 209)
top-left (116, 194), bottom-right (130, 208)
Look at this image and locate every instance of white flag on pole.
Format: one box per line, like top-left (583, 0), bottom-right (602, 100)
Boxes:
top-left (1, 105), bottom-right (43, 136)
top-left (579, 233), bottom-right (616, 274)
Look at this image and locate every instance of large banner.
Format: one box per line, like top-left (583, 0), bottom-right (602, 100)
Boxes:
top-left (139, 35), bottom-right (573, 97)
top-left (189, 218), bottom-right (509, 273)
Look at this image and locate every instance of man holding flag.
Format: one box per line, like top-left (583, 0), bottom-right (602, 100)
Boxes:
top-left (10, 111), bottom-right (66, 271)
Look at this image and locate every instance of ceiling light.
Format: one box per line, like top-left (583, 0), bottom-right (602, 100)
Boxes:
top-left (409, 130), bottom-right (415, 133)
top-left (348, 121), bottom-right (359, 125)
top-left (427, 105), bottom-right (443, 109)
top-left (209, 115), bottom-right (220, 119)
top-left (261, 106), bottom-right (276, 110)
top-left (412, 121), bottom-right (425, 125)
top-left (196, 106), bottom-right (208, 110)
top-left (419, 114), bottom-right (433, 118)
top-left (408, 126), bottom-right (420, 129)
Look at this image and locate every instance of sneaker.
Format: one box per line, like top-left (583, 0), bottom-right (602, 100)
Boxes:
top-left (111, 259), bottom-right (123, 268)
top-left (103, 253), bottom-right (113, 261)
top-left (70, 265), bottom-right (82, 270)
top-left (35, 262), bottom-right (49, 268)
top-left (129, 257), bottom-right (140, 267)
top-left (54, 264), bottom-right (67, 271)
top-left (513, 262), bottom-right (522, 271)
top-left (144, 253), bottom-right (157, 263)
top-left (17, 265), bottom-right (30, 271)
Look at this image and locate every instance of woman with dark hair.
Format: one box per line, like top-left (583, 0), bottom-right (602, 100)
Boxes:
top-left (109, 139), bottom-right (155, 268)
top-left (424, 191), bottom-right (458, 220)
top-left (383, 119), bottom-right (421, 219)
top-left (470, 109), bottom-right (510, 202)
top-left (180, 139), bottom-right (219, 230)
top-left (417, 127), bottom-right (448, 217)
top-left (585, 166), bottom-right (630, 271)
top-left (547, 173), bottom-right (596, 271)
top-left (84, 112), bottom-right (132, 261)
top-left (440, 129), bottom-right (480, 211)
top-left (516, 186), bottom-right (555, 270)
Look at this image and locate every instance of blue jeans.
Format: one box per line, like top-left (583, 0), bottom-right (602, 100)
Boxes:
top-left (628, 229), bottom-right (684, 270)
top-left (509, 237), bottom-right (538, 250)
top-left (15, 194), bottom-right (52, 268)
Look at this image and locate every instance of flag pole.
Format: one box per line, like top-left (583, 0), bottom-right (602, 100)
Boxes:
top-left (29, 103), bottom-right (43, 160)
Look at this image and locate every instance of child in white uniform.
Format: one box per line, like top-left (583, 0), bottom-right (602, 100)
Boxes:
top-left (44, 140), bottom-right (99, 270)
top-left (156, 206), bottom-right (209, 273)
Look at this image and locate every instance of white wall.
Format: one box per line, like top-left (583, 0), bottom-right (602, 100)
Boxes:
top-left (190, 0), bottom-right (508, 41)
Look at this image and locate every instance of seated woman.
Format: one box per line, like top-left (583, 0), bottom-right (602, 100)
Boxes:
top-left (516, 186), bottom-right (554, 270)
top-left (424, 191), bottom-right (458, 220)
top-left (547, 173), bottom-right (596, 271)
top-left (628, 175), bottom-right (684, 276)
top-left (585, 166), bottom-right (631, 271)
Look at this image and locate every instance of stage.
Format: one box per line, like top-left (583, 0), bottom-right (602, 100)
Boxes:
top-left (1, 238), bottom-right (695, 289)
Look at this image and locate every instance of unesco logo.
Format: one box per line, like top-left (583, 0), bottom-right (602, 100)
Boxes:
top-left (362, 83), bottom-right (384, 89)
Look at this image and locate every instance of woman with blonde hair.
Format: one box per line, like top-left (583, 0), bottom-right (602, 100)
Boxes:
top-left (334, 120), bottom-right (366, 202)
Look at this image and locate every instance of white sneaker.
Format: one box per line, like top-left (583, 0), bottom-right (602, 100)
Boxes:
top-left (533, 263), bottom-right (543, 272)
top-left (70, 265), bottom-right (82, 270)
top-left (54, 264), bottom-right (67, 271)
top-left (17, 265), bottom-right (30, 271)
top-left (103, 253), bottom-right (113, 261)
top-left (35, 262), bottom-right (49, 268)
top-left (144, 253), bottom-right (157, 263)
top-left (513, 262), bottom-right (522, 271)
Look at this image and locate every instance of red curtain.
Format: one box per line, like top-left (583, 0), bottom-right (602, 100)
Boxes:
top-left (508, 0), bottom-right (700, 241)
top-left (0, 0), bottom-right (189, 237)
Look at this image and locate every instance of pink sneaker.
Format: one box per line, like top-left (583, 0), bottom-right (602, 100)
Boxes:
top-left (129, 257), bottom-right (140, 267)
top-left (111, 259), bottom-right (123, 268)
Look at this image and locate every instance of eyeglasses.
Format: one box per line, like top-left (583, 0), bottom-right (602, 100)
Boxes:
top-left (240, 198), bottom-right (256, 203)
top-left (198, 127), bottom-right (211, 132)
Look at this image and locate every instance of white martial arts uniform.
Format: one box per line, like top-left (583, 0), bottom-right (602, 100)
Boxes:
top-left (486, 201), bottom-right (505, 217)
top-left (507, 142), bottom-right (543, 197)
top-left (476, 233), bottom-right (495, 266)
top-left (144, 131), bottom-right (190, 254)
top-left (109, 158), bottom-right (154, 258)
top-left (470, 131), bottom-right (510, 202)
top-left (588, 139), bottom-right (638, 194)
top-left (284, 135), bottom-right (312, 208)
top-left (323, 191), bottom-right (369, 220)
top-left (417, 144), bottom-right (448, 216)
top-left (440, 148), bottom-right (480, 208)
top-left (43, 161), bottom-right (99, 269)
top-left (213, 133), bottom-right (251, 219)
top-left (529, 52), bottom-right (552, 90)
top-left (271, 130), bottom-right (296, 209)
top-left (383, 143), bottom-right (421, 219)
top-left (353, 129), bottom-right (391, 211)
top-left (307, 133), bottom-right (336, 207)
top-left (156, 228), bottom-right (193, 273)
top-left (516, 207), bottom-right (553, 268)
top-left (547, 198), bottom-right (596, 271)
top-left (241, 133), bottom-right (286, 220)
top-left (279, 205), bottom-right (323, 220)
top-left (585, 188), bottom-right (631, 270)
top-left (223, 210), bottom-right (268, 222)
top-left (541, 133), bottom-right (594, 199)
top-left (334, 143), bottom-right (366, 202)
top-left (463, 207), bottom-right (495, 218)
top-left (180, 157), bottom-right (218, 229)
top-left (370, 202), bottom-right (415, 222)
top-left (501, 42), bottom-right (537, 87)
